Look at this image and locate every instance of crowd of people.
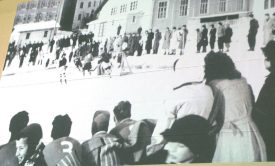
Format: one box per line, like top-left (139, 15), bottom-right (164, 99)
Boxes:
top-left (0, 35), bottom-right (275, 165)
top-left (3, 12), bottom-right (275, 81)
top-left (1, 12), bottom-right (275, 165)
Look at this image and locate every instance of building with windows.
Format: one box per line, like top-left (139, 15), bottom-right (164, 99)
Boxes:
top-left (12, 20), bottom-right (60, 46)
top-left (88, 0), bottom-right (254, 39)
top-left (72, 0), bottom-right (103, 30)
top-left (14, 0), bottom-right (67, 26)
top-left (253, 0), bottom-right (275, 22)
top-left (87, 0), bottom-right (155, 38)
top-left (152, 0), bottom-right (253, 31)
top-left (13, 0), bottom-right (103, 31)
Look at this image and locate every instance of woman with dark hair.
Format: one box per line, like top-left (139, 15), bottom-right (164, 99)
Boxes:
top-left (204, 52), bottom-right (266, 162)
top-left (253, 40), bottom-right (275, 161)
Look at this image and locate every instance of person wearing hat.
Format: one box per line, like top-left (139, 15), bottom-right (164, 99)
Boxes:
top-left (43, 115), bottom-right (82, 166)
top-left (15, 123), bottom-right (46, 166)
top-left (0, 111), bottom-right (29, 166)
top-left (253, 40), bottom-right (275, 161)
top-left (145, 115), bottom-right (215, 164)
top-left (58, 51), bottom-right (67, 84)
top-left (109, 101), bottom-right (152, 164)
top-left (248, 13), bottom-right (259, 51)
top-left (82, 111), bottom-right (122, 166)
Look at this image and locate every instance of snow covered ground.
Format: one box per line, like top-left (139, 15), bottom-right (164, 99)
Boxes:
top-left (0, 26), bottom-right (270, 145)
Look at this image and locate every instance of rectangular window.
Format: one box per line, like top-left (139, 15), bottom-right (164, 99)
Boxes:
top-left (179, 0), bottom-right (188, 16)
top-left (237, 0), bottom-right (244, 10)
top-left (219, 0), bottom-right (226, 12)
top-left (111, 8), bottom-right (117, 15)
top-left (94, 1), bottom-right (96, 7)
top-left (271, 0), bottom-right (275, 8)
top-left (265, 0), bottom-right (269, 9)
top-left (120, 4), bottom-right (127, 13)
top-left (130, 1), bottom-right (138, 11)
top-left (80, 2), bottom-right (84, 8)
top-left (26, 33), bottom-right (31, 39)
top-left (98, 22), bottom-right (106, 37)
top-left (200, 0), bottom-right (208, 14)
top-left (158, 1), bottom-right (168, 19)
top-left (132, 16), bottom-right (136, 23)
top-left (88, 2), bottom-right (91, 7)
top-left (44, 31), bottom-right (48, 38)
top-left (78, 14), bottom-right (82, 20)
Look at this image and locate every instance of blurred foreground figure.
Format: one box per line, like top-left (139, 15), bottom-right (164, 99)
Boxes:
top-left (15, 123), bottom-right (46, 166)
top-left (82, 111), bottom-right (122, 166)
top-left (0, 111), bottom-right (29, 166)
top-left (145, 115), bottom-right (215, 164)
top-left (110, 101), bottom-right (152, 165)
top-left (43, 114), bottom-right (82, 166)
top-left (204, 52), bottom-right (266, 162)
top-left (253, 41), bottom-right (275, 161)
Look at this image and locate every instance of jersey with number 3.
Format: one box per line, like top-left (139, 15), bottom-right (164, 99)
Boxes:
top-left (43, 137), bottom-right (82, 166)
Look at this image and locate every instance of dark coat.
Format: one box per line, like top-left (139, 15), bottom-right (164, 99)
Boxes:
top-left (153, 32), bottom-right (162, 51)
top-left (210, 28), bottom-right (217, 41)
top-left (249, 18), bottom-right (259, 36)
top-left (201, 28), bottom-right (208, 46)
top-left (224, 27), bottom-right (233, 43)
top-left (145, 32), bottom-right (154, 50)
top-left (253, 72), bottom-right (275, 161)
top-left (0, 141), bottom-right (19, 166)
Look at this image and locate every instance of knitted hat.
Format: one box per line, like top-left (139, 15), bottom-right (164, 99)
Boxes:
top-left (161, 115), bottom-right (215, 160)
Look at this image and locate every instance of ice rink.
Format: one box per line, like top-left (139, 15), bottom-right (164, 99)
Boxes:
top-left (0, 43), bottom-right (269, 145)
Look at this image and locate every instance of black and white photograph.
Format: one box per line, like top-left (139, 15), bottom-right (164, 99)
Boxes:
top-left (0, 0), bottom-right (275, 165)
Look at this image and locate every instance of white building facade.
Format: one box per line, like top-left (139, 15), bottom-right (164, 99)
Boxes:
top-left (13, 21), bottom-right (60, 46)
top-left (87, 0), bottom-right (155, 39)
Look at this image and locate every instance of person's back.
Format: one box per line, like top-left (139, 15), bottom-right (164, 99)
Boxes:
top-left (43, 137), bottom-right (82, 166)
top-left (82, 132), bottom-right (122, 166)
top-left (210, 78), bottom-right (266, 162)
top-left (217, 25), bottom-right (225, 38)
top-left (110, 119), bottom-right (152, 164)
top-left (210, 78), bottom-right (252, 120)
top-left (110, 101), bottom-right (152, 164)
top-left (249, 18), bottom-right (259, 34)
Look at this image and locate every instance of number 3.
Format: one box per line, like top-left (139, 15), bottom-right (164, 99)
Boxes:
top-left (61, 141), bottom-right (73, 153)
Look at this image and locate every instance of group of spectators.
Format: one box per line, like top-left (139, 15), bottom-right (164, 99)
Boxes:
top-left (1, 35), bottom-right (275, 165)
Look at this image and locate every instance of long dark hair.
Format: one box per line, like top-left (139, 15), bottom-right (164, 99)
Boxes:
top-left (204, 51), bottom-right (241, 84)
